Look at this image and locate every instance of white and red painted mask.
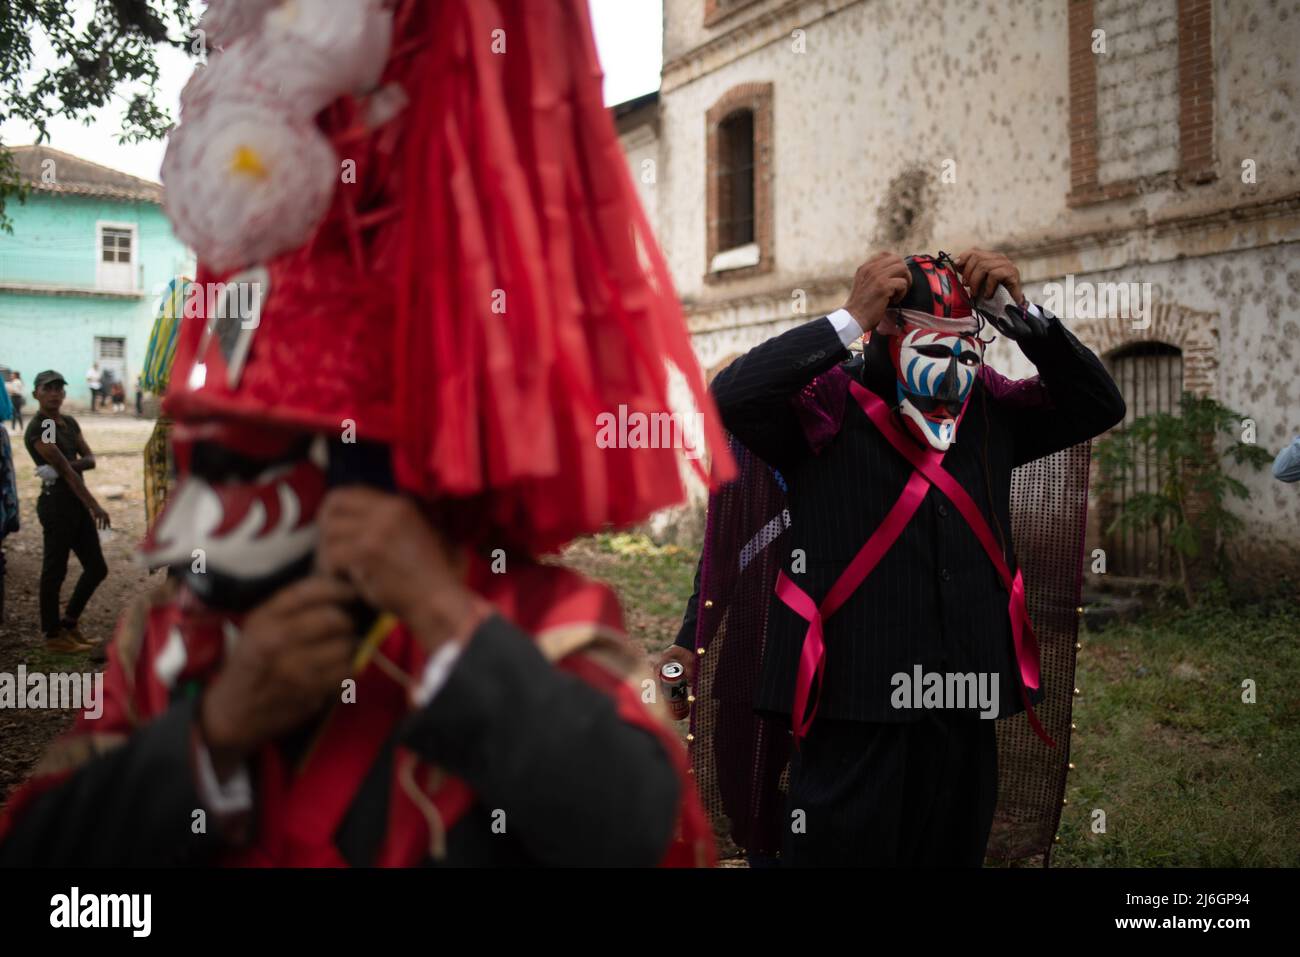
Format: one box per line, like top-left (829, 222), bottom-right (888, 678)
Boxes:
top-left (140, 422), bottom-right (327, 611)
top-left (881, 254), bottom-right (985, 452)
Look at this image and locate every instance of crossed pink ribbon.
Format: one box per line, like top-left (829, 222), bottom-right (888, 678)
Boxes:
top-left (776, 380), bottom-right (1054, 748)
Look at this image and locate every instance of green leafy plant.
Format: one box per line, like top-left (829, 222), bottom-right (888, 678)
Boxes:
top-left (1094, 393), bottom-right (1274, 606)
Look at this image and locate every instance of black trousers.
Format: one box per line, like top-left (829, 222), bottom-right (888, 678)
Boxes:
top-left (782, 713), bottom-right (998, 866)
top-left (37, 491), bottom-right (108, 636)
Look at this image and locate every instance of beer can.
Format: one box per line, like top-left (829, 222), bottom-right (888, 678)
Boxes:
top-left (660, 660), bottom-right (690, 720)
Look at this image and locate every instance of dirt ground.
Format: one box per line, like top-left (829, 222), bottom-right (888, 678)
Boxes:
top-left (0, 413), bottom-right (164, 806)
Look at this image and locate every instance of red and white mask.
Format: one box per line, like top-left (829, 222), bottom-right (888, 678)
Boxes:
top-left (879, 255), bottom-right (985, 452)
top-left (140, 422), bottom-right (327, 612)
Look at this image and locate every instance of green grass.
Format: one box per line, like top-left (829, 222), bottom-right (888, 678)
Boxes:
top-left (1055, 596), bottom-right (1300, 866)
top-left (560, 533), bottom-right (1300, 867)
top-left (556, 532), bottom-right (700, 658)
top-left (17, 644), bottom-right (97, 674)
top-left (584, 532), bottom-right (698, 618)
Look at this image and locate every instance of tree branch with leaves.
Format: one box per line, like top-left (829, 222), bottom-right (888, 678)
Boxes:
top-left (0, 0), bottom-right (201, 229)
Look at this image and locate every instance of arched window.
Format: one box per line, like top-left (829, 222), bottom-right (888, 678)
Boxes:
top-left (705, 83), bottom-right (772, 281)
top-left (716, 110), bottom-right (755, 253)
top-left (1105, 342), bottom-right (1184, 577)
top-left (1111, 342), bottom-right (1183, 427)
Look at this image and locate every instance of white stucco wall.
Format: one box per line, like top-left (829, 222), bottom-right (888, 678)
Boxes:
top-left (659, 0), bottom-right (1298, 298)
top-left (620, 122), bottom-right (662, 237)
top-left (991, 244), bottom-right (1300, 577)
top-left (637, 0), bottom-right (1300, 569)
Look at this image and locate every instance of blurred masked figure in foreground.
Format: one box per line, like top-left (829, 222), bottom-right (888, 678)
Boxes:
top-left (0, 0), bottom-right (730, 867)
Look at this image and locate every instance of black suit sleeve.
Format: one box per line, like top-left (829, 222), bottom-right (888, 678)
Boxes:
top-left (673, 558), bottom-right (703, 651)
top-left (0, 698), bottom-right (232, 866)
top-left (710, 316), bottom-right (852, 473)
top-left (401, 615), bottom-right (680, 867)
top-left (1007, 310), bottom-right (1127, 467)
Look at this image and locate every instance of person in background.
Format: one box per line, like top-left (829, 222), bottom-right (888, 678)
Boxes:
top-left (135, 375), bottom-right (144, 417)
top-left (5, 370), bottom-right (24, 430)
top-left (1273, 436), bottom-right (1300, 483)
top-left (85, 363), bottom-right (103, 412)
top-left (0, 371), bottom-right (12, 430)
top-left (101, 368), bottom-right (118, 412)
top-left (0, 388), bottom-right (17, 624)
top-left (24, 370), bottom-right (111, 653)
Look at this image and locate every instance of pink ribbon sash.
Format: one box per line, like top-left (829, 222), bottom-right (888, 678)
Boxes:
top-left (776, 470), bottom-right (931, 743)
top-left (775, 380), bottom-right (1054, 748)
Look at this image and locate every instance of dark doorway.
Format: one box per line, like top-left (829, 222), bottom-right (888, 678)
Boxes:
top-left (1105, 342), bottom-right (1184, 577)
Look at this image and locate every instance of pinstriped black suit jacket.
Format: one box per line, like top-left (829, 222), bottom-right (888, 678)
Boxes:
top-left (710, 314), bottom-right (1125, 724)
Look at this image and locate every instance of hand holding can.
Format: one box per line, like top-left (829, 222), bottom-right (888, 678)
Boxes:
top-left (659, 660), bottom-right (691, 720)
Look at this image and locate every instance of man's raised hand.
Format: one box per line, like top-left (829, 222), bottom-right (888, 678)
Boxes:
top-left (198, 576), bottom-right (360, 778)
top-left (842, 252), bottom-right (912, 335)
top-left (953, 249), bottom-right (1024, 304)
top-left (317, 487), bottom-right (487, 655)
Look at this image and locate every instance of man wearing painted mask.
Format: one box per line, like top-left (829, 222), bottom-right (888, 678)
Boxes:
top-left (708, 249), bottom-right (1125, 866)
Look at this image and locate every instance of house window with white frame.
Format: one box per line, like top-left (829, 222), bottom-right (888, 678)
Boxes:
top-left (97, 223), bottom-right (136, 292)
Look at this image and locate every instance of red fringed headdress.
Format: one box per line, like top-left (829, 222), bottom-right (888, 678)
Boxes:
top-left (164, 0), bottom-right (733, 552)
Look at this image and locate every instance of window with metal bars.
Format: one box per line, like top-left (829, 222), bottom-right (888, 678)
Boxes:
top-left (716, 110), bottom-right (755, 251)
top-left (95, 337), bottom-right (126, 359)
top-left (1105, 342), bottom-right (1184, 578)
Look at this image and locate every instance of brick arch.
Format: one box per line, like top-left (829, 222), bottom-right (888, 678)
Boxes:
top-left (1071, 302), bottom-right (1219, 399)
top-left (705, 82), bottom-right (773, 282)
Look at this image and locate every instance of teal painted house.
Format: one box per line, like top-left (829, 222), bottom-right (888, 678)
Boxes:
top-left (0, 146), bottom-right (193, 409)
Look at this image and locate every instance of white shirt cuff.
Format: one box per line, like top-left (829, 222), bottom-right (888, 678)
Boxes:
top-left (411, 640), bottom-right (466, 707)
top-left (825, 309), bottom-right (863, 348)
top-left (194, 738), bottom-right (253, 814)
